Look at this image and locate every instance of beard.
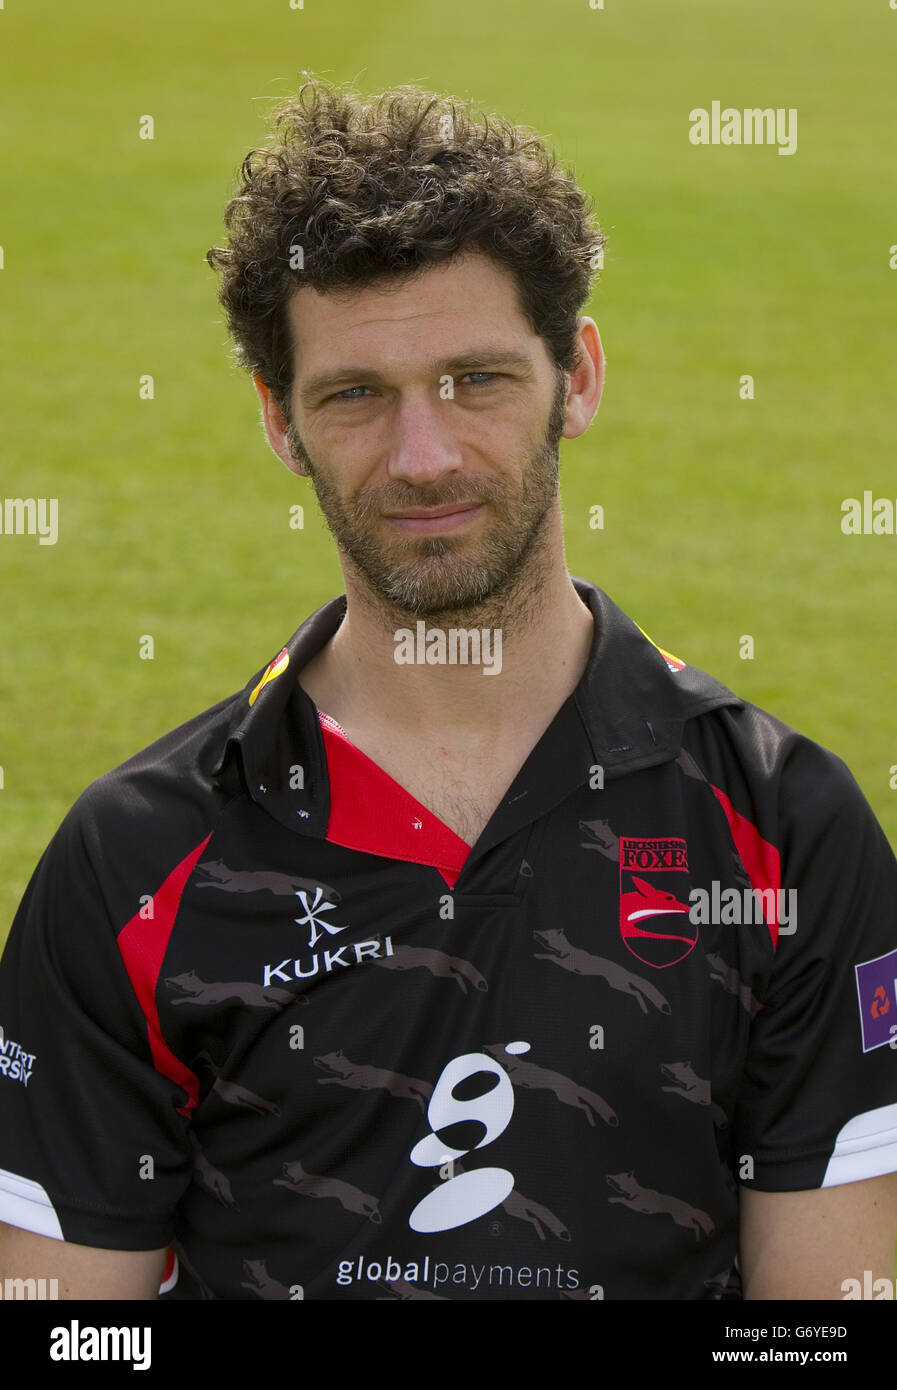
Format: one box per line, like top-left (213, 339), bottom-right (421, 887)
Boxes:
top-left (284, 369), bottom-right (568, 628)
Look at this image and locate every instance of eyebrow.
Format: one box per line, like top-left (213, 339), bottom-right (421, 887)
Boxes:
top-left (299, 349), bottom-right (536, 404)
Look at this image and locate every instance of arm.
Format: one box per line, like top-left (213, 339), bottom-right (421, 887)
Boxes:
top-left (719, 728), bottom-right (897, 1298)
top-left (0, 1221), bottom-right (168, 1300)
top-left (0, 799), bottom-right (196, 1280)
top-left (740, 1172), bottom-right (897, 1299)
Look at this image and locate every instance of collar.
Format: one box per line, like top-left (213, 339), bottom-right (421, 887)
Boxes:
top-left (209, 576), bottom-right (743, 844)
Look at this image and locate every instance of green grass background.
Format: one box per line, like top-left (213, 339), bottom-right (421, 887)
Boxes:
top-left (1, 0), bottom-right (895, 947)
top-left (0, 0), bottom-right (895, 1304)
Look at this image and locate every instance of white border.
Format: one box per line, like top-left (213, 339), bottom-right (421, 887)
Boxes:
top-left (822, 1103), bottom-right (897, 1186)
top-left (0, 1166), bottom-right (63, 1239)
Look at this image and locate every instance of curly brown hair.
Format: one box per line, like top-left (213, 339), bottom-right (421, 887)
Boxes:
top-left (206, 74), bottom-right (606, 422)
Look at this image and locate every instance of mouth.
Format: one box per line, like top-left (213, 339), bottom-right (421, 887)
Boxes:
top-left (382, 503), bottom-right (484, 535)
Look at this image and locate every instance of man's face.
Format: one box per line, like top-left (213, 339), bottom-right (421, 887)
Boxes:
top-left (280, 249), bottom-right (570, 618)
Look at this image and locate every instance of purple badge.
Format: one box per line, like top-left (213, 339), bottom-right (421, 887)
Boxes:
top-left (854, 948), bottom-right (897, 1052)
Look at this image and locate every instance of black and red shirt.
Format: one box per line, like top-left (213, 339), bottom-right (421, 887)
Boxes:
top-left (1, 577), bottom-right (896, 1300)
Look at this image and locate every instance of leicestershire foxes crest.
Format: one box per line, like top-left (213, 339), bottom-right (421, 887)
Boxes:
top-left (618, 837), bottom-right (696, 968)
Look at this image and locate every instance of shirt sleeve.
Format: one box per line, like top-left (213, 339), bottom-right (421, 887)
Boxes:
top-left (734, 734), bottom-right (897, 1191)
top-left (0, 789), bottom-right (195, 1249)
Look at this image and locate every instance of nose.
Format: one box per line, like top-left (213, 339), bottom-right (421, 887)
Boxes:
top-left (386, 389), bottom-right (466, 487)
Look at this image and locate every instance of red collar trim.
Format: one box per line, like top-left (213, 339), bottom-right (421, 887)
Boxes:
top-left (318, 711), bottom-right (469, 889)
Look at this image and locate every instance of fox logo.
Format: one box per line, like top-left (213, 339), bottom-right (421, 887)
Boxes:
top-left (619, 837), bottom-right (696, 969)
top-left (620, 875), bottom-right (690, 925)
top-left (607, 1171), bottom-right (713, 1242)
top-left (275, 1161), bottom-right (382, 1224)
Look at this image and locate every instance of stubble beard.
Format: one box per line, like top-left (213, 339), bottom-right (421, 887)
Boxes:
top-left (284, 371), bottom-right (568, 632)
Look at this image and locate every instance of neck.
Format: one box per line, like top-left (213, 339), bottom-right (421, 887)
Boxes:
top-left (301, 509), bottom-right (595, 745)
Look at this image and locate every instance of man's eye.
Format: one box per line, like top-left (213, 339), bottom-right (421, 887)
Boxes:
top-left (330, 373), bottom-right (497, 403)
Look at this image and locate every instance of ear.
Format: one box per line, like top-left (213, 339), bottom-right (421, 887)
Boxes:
top-left (252, 374), bottom-right (308, 478)
top-left (561, 317), bottom-right (605, 441)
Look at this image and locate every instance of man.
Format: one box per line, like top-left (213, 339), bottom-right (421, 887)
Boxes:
top-left (0, 76), bottom-right (895, 1301)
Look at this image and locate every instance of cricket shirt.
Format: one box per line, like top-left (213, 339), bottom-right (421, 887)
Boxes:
top-left (1, 576), bottom-right (896, 1300)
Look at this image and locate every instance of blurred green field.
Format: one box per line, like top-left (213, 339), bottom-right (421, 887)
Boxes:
top-left (2, 0), bottom-right (896, 947)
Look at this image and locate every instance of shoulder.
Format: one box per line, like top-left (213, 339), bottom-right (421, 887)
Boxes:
top-left (73, 688), bottom-right (244, 846)
top-left (575, 581), bottom-right (883, 835)
top-left (682, 692), bottom-right (883, 840)
top-left (23, 685), bottom-right (253, 942)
